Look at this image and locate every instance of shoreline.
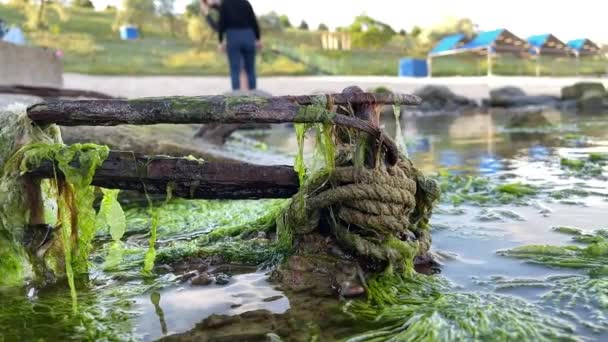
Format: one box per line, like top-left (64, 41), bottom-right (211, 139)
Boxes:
top-left (63, 73), bottom-right (608, 101)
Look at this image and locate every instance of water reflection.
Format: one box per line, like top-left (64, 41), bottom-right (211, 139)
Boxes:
top-left (135, 272), bottom-right (289, 342)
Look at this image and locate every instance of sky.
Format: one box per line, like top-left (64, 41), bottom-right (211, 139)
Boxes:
top-left (84, 0), bottom-right (608, 43)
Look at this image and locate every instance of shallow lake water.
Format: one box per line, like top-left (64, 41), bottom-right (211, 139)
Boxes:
top-left (1, 106), bottom-right (608, 341)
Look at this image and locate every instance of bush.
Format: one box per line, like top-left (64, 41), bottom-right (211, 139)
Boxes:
top-left (187, 16), bottom-right (212, 43)
top-left (72, 0), bottom-right (94, 8)
top-left (163, 49), bottom-right (222, 68)
top-left (260, 56), bottom-right (307, 75)
top-left (29, 32), bottom-right (103, 56)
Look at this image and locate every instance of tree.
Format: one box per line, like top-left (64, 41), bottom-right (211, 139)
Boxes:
top-left (72, 0), bottom-right (94, 8)
top-left (187, 16), bottom-right (213, 44)
top-left (184, 0), bottom-right (200, 17)
top-left (399, 29), bottom-right (406, 36)
top-left (410, 26), bottom-right (422, 38)
top-left (279, 14), bottom-right (291, 28)
top-left (258, 11), bottom-right (282, 32)
top-left (348, 15), bottom-right (395, 49)
top-left (156, 0), bottom-right (176, 36)
top-left (15, 0), bottom-right (69, 30)
top-left (317, 23), bottom-right (328, 31)
top-left (113, 0), bottom-right (156, 36)
top-left (299, 20), bottom-right (308, 31)
top-left (417, 17), bottom-right (475, 47)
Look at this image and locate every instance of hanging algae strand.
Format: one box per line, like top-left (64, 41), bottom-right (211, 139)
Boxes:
top-left (143, 183), bottom-right (174, 275)
top-left (0, 137), bottom-right (112, 310)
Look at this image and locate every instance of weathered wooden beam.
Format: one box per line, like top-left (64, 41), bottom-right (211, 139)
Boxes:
top-left (0, 85), bottom-right (115, 99)
top-left (27, 151), bottom-right (299, 199)
top-left (27, 93), bottom-right (417, 165)
top-left (26, 93), bottom-right (419, 127)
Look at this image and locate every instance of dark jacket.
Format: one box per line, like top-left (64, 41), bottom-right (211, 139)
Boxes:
top-left (218, 0), bottom-right (260, 43)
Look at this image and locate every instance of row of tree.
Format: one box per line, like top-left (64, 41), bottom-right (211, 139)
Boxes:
top-left (7, 0), bottom-right (479, 54)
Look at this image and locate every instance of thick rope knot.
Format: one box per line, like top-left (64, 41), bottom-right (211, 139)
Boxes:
top-left (284, 158), bottom-right (439, 267)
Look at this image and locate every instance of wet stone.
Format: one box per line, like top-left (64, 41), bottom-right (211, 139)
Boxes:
top-left (154, 264), bottom-right (174, 274)
top-left (215, 273), bottom-right (231, 285)
top-left (178, 271), bottom-right (197, 283)
top-left (338, 281), bottom-right (365, 298)
top-left (202, 314), bottom-right (238, 329)
top-left (191, 273), bottom-right (212, 286)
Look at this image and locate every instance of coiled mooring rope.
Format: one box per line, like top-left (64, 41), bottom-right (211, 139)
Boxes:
top-left (283, 157), bottom-right (440, 268)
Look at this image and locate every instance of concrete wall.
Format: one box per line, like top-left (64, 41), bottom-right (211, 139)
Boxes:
top-left (0, 41), bottom-right (63, 87)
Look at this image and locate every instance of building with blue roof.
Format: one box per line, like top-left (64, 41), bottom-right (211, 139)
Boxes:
top-left (567, 38), bottom-right (601, 55)
top-left (527, 34), bottom-right (568, 55)
top-left (428, 29), bottom-right (529, 76)
top-left (566, 38), bottom-right (602, 75)
top-left (527, 34), bottom-right (569, 76)
top-left (429, 34), bottom-right (466, 56)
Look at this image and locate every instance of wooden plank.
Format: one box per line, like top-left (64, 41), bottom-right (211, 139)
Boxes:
top-left (27, 151), bottom-right (300, 200)
top-left (26, 93), bottom-right (420, 127)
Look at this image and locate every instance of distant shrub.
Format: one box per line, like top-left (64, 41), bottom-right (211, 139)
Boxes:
top-left (260, 56), bottom-right (307, 75)
top-left (29, 32), bottom-right (102, 56)
top-left (72, 0), bottom-right (94, 8)
top-left (187, 16), bottom-right (212, 43)
top-left (163, 49), bottom-right (222, 68)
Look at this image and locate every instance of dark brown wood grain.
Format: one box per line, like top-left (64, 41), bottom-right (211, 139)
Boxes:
top-left (27, 151), bottom-right (299, 199)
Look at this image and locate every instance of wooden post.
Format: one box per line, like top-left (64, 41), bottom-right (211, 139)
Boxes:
top-left (427, 56), bottom-right (433, 78)
top-left (341, 86), bottom-right (381, 168)
top-left (487, 46), bottom-right (493, 76)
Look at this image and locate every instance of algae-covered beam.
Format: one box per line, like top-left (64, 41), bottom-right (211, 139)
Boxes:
top-left (0, 85), bottom-right (116, 99)
top-left (27, 93), bottom-right (416, 165)
top-left (27, 151), bottom-right (299, 199)
top-left (26, 93), bottom-right (419, 127)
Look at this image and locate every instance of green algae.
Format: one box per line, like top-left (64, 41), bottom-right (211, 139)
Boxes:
top-left (561, 158), bottom-right (586, 170)
top-left (0, 105), bottom-right (62, 286)
top-left (499, 229), bottom-right (608, 272)
top-left (560, 155), bottom-right (605, 178)
top-left (294, 123), bottom-right (308, 186)
top-left (0, 284), bottom-right (136, 341)
top-left (102, 197), bottom-right (289, 269)
top-left (392, 103), bottom-right (408, 158)
top-left (435, 172), bottom-right (537, 206)
top-left (552, 226), bottom-right (583, 235)
top-left (294, 96), bottom-right (336, 124)
top-left (97, 189), bottom-right (127, 271)
top-left (343, 270), bottom-right (576, 341)
top-left (588, 152), bottom-right (608, 162)
top-left (496, 182), bottom-right (537, 197)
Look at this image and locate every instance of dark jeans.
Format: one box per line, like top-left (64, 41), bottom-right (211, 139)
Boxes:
top-left (226, 29), bottom-right (256, 90)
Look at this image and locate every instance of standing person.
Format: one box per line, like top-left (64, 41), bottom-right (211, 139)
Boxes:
top-left (200, 0), bottom-right (250, 90)
top-left (217, 0), bottom-right (261, 90)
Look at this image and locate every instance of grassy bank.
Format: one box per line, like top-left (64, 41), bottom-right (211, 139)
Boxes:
top-left (1, 4), bottom-right (605, 77)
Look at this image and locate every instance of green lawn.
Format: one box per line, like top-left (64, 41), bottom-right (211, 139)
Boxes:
top-left (1, 4), bottom-right (604, 77)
